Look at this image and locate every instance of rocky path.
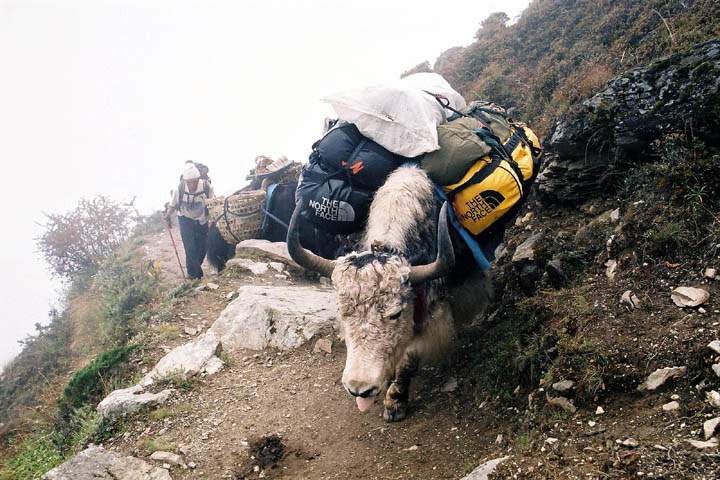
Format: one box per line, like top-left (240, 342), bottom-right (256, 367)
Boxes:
top-left (142, 219), bottom-right (213, 284)
top-left (45, 241), bottom-right (509, 479)
top-left (46, 236), bottom-right (720, 480)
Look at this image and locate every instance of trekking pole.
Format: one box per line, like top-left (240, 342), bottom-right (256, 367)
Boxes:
top-left (165, 221), bottom-right (186, 280)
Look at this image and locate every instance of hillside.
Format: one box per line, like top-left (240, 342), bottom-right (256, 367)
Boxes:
top-left (1, 1), bottom-right (720, 479)
top-left (420, 0), bottom-right (720, 134)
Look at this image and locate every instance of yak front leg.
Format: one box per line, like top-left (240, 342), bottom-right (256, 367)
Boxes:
top-left (383, 354), bottom-right (419, 422)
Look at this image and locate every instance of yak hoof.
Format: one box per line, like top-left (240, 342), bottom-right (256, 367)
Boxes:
top-left (382, 402), bottom-right (407, 422)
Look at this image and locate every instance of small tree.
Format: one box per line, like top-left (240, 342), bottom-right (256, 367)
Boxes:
top-left (37, 196), bottom-right (134, 279)
top-left (475, 12), bottom-right (509, 39)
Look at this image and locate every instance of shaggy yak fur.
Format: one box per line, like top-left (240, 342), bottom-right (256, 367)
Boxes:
top-left (291, 165), bottom-right (492, 422)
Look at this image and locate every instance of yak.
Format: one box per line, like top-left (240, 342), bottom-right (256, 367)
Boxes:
top-left (287, 165), bottom-right (491, 421)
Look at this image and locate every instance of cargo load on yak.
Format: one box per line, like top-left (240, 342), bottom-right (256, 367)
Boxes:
top-left (295, 121), bottom-right (408, 234)
top-left (421, 99), bottom-right (543, 269)
top-left (296, 73), bottom-right (465, 235)
top-left (206, 157), bottom-right (307, 272)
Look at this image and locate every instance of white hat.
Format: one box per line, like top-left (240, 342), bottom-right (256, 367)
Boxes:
top-left (182, 164), bottom-right (200, 180)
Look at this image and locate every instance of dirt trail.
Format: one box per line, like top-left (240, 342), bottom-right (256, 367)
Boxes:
top-left (142, 219), bottom-right (213, 284)
top-left (132, 234), bottom-right (503, 479)
top-left (125, 223), bottom-right (720, 480)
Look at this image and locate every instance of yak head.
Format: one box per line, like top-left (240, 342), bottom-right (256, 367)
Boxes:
top-left (287, 203), bottom-right (454, 402)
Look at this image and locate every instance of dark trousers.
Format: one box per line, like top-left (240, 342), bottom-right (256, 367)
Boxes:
top-left (178, 215), bottom-right (209, 279)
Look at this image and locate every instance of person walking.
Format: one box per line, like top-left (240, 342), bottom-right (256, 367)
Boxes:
top-left (164, 161), bottom-right (215, 279)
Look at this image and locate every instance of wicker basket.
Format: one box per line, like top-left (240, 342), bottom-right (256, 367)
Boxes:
top-left (207, 190), bottom-right (266, 245)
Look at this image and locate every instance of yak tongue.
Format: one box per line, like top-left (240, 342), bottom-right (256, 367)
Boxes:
top-left (356, 396), bottom-right (374, 412)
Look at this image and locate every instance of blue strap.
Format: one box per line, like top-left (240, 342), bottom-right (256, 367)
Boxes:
top-left (433, 185), bottom-right (493, 271)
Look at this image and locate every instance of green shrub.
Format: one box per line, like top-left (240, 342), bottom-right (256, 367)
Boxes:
top-left (0, 433), bottom-right (63, 480)
top-left (55, 344), bottom-right (137, 441)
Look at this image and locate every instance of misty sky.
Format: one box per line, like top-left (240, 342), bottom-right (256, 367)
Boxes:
top-left (0, 0), bottom-right (530, 367)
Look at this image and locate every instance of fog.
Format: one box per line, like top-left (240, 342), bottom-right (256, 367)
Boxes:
top-left (0, 0), bottom-right (530, 367)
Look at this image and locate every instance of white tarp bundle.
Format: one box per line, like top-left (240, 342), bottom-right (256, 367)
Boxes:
top-left (323, 72), bottom-right (466, 158)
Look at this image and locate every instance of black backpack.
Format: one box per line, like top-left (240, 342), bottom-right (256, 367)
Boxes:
top-left (260, 181), bottom-right (341, 259)
top-left (296, 122), bottom-right (407, 234)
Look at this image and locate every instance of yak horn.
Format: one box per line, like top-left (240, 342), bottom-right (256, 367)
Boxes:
top-left (286, 202), bottom-right (336, 278)
top-left (408, 202), bottom-right (455, 285)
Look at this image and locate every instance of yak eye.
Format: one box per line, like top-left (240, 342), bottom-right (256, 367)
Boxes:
top-left (387, 311), bottom-right (402, 320)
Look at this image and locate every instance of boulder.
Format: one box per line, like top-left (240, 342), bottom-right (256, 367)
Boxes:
top-left (637, 366), bottom-right (686, 391)
top-left (226, 258), bottom-right (270, 275)
top-left (461, 456), bottom-right (510, 480)
top-left (538, 40), bottom-right (720, 204)
top-left (208, 285), bottom-right (337, 351)
top-left (43, 445), bottom-right (172, 480)
top-left (671, 287), bottom-right (710, 307)
top-left (235, 239), bottom-right (296, 265)
top-left (141, 333), bottom-right (222, 386)
top-left (97, 385), bottom-right (173, 421)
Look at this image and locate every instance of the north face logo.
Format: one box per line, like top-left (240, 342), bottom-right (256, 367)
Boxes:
top-left (308, 197), bottom-right (355, 222)
top-left (459, 190), bottom-right (506, 223)
top-left (481, 190), bottom-right (505, 209)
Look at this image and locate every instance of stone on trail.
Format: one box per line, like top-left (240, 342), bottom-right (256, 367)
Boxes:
top-left (205, 282), bottom-right (219, 290)
top-left (141, 333), bottom-right (222, 386)
top-left (149, 451), bottom-right (186, 468)
top-left (704, 417), bottom-right (720, 440)
top-left (620, 290), bottom-right (640, 309)
top-left (707, 390), bottom-right (720, 409)
top-left (605, 259), bottom-right (618, 280)
top-left (596, 406), bottom-right (605, 415)
top-left (547, 395), bottom-right (577, 413)
top-left (97, 385), bottom-right (173, 421)
top-left (552, 380), bottom-right (575, 393)
top-left (704, 267), bottom-right (717, 280)
top-left (637, 366), bottom-right (686, 391)
top-left (671, 287), bottom-right (710, 308)
top-left (685, 438), bottom-right (718, 450)
top-left (43, 445), bottom-right (172, 480)
top-left (313, 338), bottom-right (333, 354)
top-left (208, 285), bottom-right (337, 351)
top-left (708, 340), bottom-right (720, 356)
top-left (511, 233), bottom-right (543, 263)
top-left (713, 364), bottom-right (720, 378)
top-left (461, 456), bottom-right (509, 480)
top-left (620, 438), bottom-right (639, 448)
top-left (441, 377), bottom-right (458, 393)
top-left (662, 401), bottom-right (680, 412)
